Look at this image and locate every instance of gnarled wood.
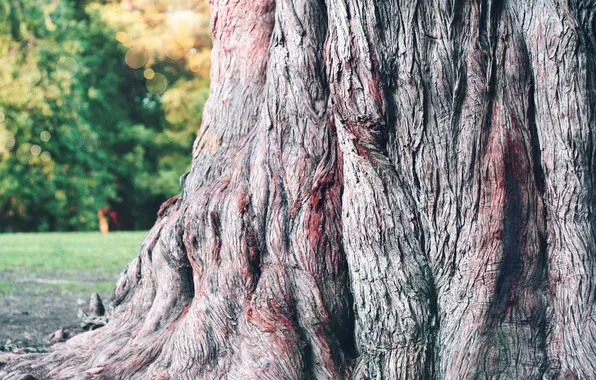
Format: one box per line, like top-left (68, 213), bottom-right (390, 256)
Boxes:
top-left (1, 0), bottom-right (595, 378)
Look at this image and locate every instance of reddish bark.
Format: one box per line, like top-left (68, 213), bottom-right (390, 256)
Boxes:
top-left (2, 0), bottom-right (596, 379)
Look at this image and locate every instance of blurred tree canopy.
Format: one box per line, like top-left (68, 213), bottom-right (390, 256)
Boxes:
top-left (0, 0), bottom-right (210, 232)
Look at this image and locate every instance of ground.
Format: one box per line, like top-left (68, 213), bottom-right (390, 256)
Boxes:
top-left (0, 232), bottom-right (145, 351)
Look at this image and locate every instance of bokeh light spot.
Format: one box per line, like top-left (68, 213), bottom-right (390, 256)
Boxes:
top-left (2, 119), bottom-right (17, 152)
top-left (0, 129), bottom-right (15, 153)
top-left (146, 73), bottom-right (168, 94)
top-left (144, 68), bottom-right (155, 80)
top-left (16, 144), bottom-right (32, 164)
top-left (144, 37), bottom-right (160, 51)
top-left (125, 47), bottom-right (148, 69)
top-left (44, 81), bottom-right (61, 100)
top-left (188, 51), bottom-right (211, 75)
top-left (56, 57), bottom-right (79, 78)
top-left (40, 151), bottom-right (52, 162)
top-left (0, 112), bottom-right (5, 122)
top-left (30, 144), bottom-right (41, 156)
top-left (116, 31), bottom-right (128, 43)
top-left (165, 104), bottom-right (187, 124)
top-left (177, 35), bottom-right (195, 50)
top-left (19, 65), bottom-right (42, 86)
top-left (78, 132), bottom-right (100, 153)
top-left (12, 83), bottom-right (32, 103)
top-left (40, 131), bottom-right (51, 142)
top-left (166, 45), bottom-right (186, 61)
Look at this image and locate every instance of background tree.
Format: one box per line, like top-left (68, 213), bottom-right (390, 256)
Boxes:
top-left (0, 0), bottom-right (210, 231)
top-left (95, 0), bottom-right (212, 230)
top-left (2, 0), bottom-right (596, 378)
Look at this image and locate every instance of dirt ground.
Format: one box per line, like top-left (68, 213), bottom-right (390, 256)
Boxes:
top-left (0, 275), bottom-right (113, 352)
top-left (0, 231), bottom-right (144, 353)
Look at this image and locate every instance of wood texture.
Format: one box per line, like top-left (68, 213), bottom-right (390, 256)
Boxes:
top-left (2, 0), bottom-right (595, 378)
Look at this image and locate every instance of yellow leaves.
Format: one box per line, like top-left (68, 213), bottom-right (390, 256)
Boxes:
top-left (87, 87), bottom-right (99, 99)
top-left (42, 1), bottom-right (58, 31)
top-left (45, 18), bottom-right (57, 32)
top-left (143, 36), bottom-right (161, 53)
top-left (16, 143), bottom-right (32, 164)
top-left (0, 46), bottom-right (76, 112)
top-left (37, 102), bottom-right (53, 117)
top-left (165, 42), bottom-right (186, 61)
top-left (167, 10), bottom-right (194, 37)
top-left (162, 85), bottom-right (184, 104)
top-left (55, 190), bottom-right (66, 201)
top-left (176, 35), bottom-right (195, 51)
top-left (4, 82), bottom-right (32, 106)
top-left (0, 57), bottom-right (60, 111)
top-left (142, 4), bottom-right (167, 26)
top-left (60, 82), bottom-right (72, 95)
top-left (0, 68), bottom-right (13, 89)
top-left (161, 87), bottom-right (187, 124)
top-left (44, 81), bottom-right (61, 100)
top-left (19, 65), bottom-right (41, 86)
top-left (97, 0), bottom-right (211, 77)
top-left (188, 50), bottom-right (210, 77)
top-left (0, 125), bottom-right (16, 155)
top-left (160, 76), bottom-right (207, 129)
top-left (165, 104), bottom-right (187, 124)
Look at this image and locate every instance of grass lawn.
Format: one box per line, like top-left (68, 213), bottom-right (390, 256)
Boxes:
top-left (0, 231), bottom-right (148, 346)
top-left (0, 231), bottom-right (147, 295)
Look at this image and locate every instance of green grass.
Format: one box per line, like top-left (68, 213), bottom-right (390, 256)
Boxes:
top-left (0, 231), bottom-right (146, 273)
top-left (0, 231), bottom-right (147, 295)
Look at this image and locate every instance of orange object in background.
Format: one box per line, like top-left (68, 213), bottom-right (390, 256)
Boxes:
top-left (98, 207), bottom-right (109, 234)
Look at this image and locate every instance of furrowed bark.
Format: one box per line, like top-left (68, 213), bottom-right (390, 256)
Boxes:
top-left (1, 0), bottom-right (595, 379)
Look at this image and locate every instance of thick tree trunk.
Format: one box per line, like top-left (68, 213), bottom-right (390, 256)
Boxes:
top-left (2, 0), bottom-right (596, 378)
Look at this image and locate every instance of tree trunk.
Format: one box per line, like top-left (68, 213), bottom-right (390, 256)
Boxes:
top-left (2, 0), bottom-right (596, 378)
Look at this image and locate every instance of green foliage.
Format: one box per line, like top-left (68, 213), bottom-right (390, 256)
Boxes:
top-left (0, 0), bottom-right (210, 231)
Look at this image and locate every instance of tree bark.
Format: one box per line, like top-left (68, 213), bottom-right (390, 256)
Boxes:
top-left (2, 0), bottom-right (596, 378)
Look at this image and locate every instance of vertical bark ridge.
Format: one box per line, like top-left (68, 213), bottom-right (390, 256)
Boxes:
top-left (3, 1), bottom-right (596, 379)
top-left (328, 0), bottom-right (436, 378)
top-left (340, 0), bottom-right (552, 377)
top-left (186, 0), bottom-right (276, 189)
top-left (474, 16), bottom-right (548, 378)
top-left (524, 1), bottom-right (596, 377)
top-left (384, 0), bottom-right (487, 377)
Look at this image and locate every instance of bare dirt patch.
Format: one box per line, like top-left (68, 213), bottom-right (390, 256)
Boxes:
top-left (0, 273), bottom-right (114, 352)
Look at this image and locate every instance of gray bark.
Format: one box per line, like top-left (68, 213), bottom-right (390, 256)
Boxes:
top-left (2, 0), bottom-right (595, 378)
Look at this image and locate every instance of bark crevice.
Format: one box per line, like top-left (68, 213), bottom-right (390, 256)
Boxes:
top-left (2, 0), bottom-right (596, 379)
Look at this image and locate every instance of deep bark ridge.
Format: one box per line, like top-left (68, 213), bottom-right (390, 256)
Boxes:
top-left (3, 0), bottom-right (596, 378)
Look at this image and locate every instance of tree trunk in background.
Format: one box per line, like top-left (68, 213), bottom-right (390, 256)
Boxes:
top-left (3, 0), bottom-right (596, 378)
